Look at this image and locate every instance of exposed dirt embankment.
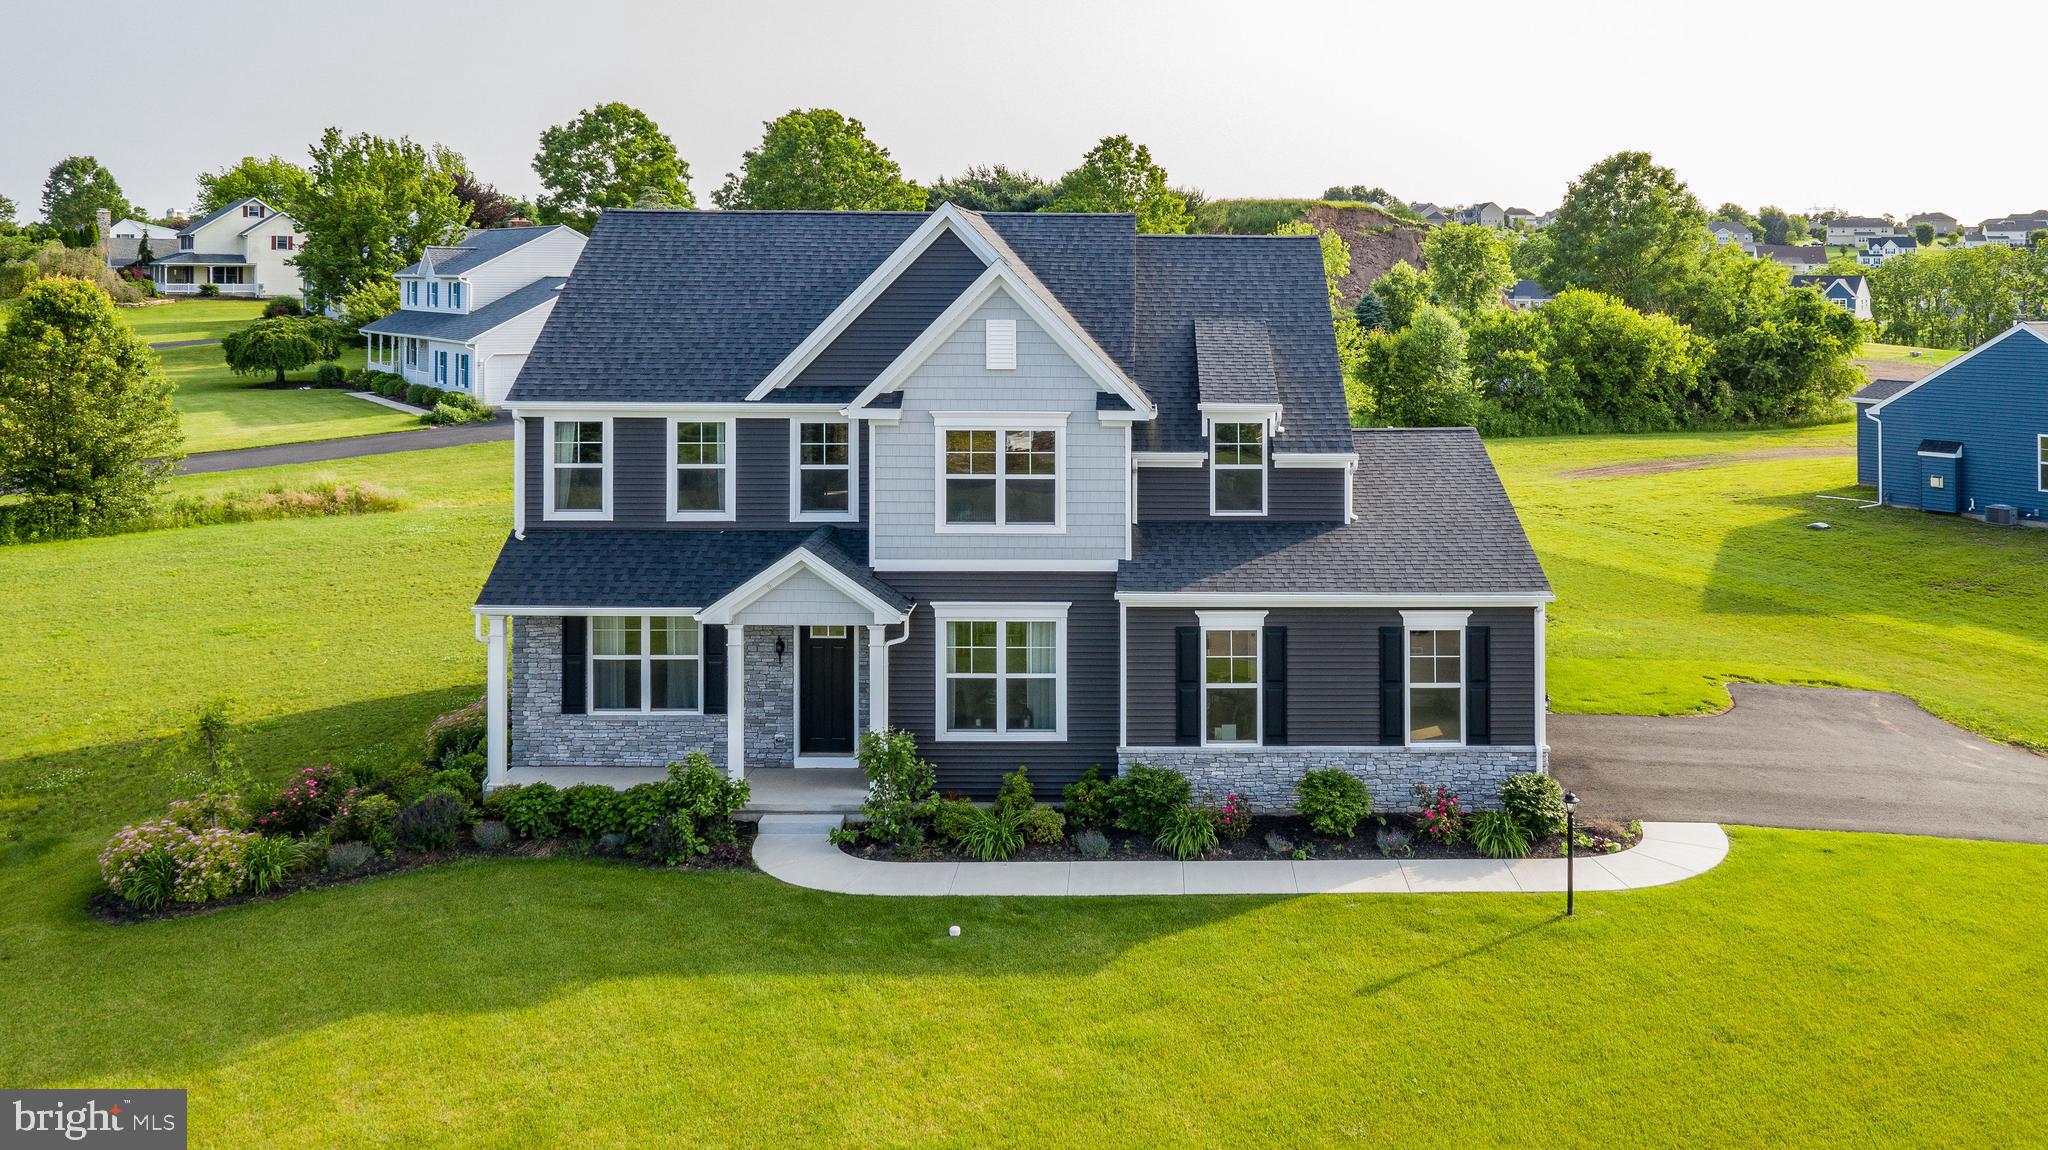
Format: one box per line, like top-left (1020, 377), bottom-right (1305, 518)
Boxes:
top-left (1299, 203), bottom-right (1428, 310)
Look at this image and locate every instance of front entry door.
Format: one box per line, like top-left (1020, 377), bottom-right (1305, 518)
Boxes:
top-left (798, 626), bottom-right (855, 757)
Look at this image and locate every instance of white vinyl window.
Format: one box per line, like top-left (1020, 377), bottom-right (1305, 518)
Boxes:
top-left (590, 616), bottom-right (702, 713)
top-left (406, 281), bottom-right (418, 306)
top-left (668, 418), bottom-right (733, 520)
top-left (937, 416), bottom-right (1062, 530)
top-left (547, 418), bottom-right (608, 518)
top-left (450, 282), bottom-right (463, 310)
top-left (434, 350), bottom-right (448, 384)
top-left (1407, 629), bottom-right (1464, 745)
top-left (456, 353), bottom-right (471, 392)
top-left (934, 603), bottom-right (1067, 740)
top-left (1211, 422), bottom-right (1266, 514)
top-left (405, 339), bottom-right (418, 367)
top-left (1200, 613), bottom-right (1263, 745)
top-left (2038, 435), bottom-right (2046, 492)
top-left (793, 420), bottom-right (856, 520)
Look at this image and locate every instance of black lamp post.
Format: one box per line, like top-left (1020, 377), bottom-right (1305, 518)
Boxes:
top-left (1563, 790), bottom-right (1580, 917)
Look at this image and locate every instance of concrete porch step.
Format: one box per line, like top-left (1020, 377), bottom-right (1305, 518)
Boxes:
top-left (756, 814), bottom-right (847, 836)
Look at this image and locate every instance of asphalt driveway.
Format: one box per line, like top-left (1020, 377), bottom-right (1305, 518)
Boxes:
top-left (1550, 684), bottom-right (2048, 843)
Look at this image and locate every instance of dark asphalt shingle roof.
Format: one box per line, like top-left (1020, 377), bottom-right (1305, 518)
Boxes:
top-left (1194, 318), bottom-right (1281, 406)
top-left (1918, 439), bottom-right (1964, 456)
top-left (1850, 378), bottom-right (1914, 404)
top-left (147, 251), bottom-right (250, 265)
top-left (475, 526), bottom-right (908, 612)
top-left (396, 226), bottom-right (572, 277)
top-left (360, 278), bottom-right (566, 342)
top-left (1118, 428), bottom-right (1549, 596)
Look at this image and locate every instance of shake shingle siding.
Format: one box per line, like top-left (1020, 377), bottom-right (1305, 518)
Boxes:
top-left (1135, 466), bottom-right (1346, 522)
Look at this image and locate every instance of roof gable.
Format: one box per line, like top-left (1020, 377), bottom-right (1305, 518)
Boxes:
top-left (180, 197), bottom-right (272, 237)
top-left (1867, 323), bottom-right (2048, 415)
top-left (396, 225), bottom-right (573, 278)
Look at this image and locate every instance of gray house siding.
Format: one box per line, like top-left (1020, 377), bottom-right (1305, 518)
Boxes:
top-left (790, 229), bottom-right (986, 390)
top-left (1135, 466), bottom-right (1347, 521)
top-left (1124, 605), bottom-right (1536, 747)
top-left (522, 416), bottom-right (869, 530)
top-left (884, 572), bottom-right (1120, 799)
top-left (870, 295), bottom-right (1129, 566)
top-left (1874, 332), bottom-right (2048, 517)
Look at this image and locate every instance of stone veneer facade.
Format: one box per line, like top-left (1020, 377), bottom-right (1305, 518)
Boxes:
top-left (1118, 747), bottom-right (1542, 812)
top-left (510, 618), bottom-right (869, 772)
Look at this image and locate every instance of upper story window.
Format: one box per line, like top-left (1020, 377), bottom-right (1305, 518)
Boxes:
top-left (793, 420), bottom-right (855, 521)
top-left (407, 281), bottom-right (418, 306)
top-left (590, 616), bottom-right (701, 713)
top-left (450, 282), bottom-right (463, 310)
top-left (243, 203), bottom-right (264, 218)
top-left (270, 235), bottom-right (294, 250)
top-left (429, 281), bottom-right (441, 308)
top-left (547, 418), bottom-right (608, 518)
top-left (937, 415), bottom-right (1062, 531)
top-left (668, 418), bottom-right (733, 521)
top-left (179, 236), bottom-right (194, 251)
top-left (935, 603), bottom-right (1066, 740)
top-left (1211, 423), bottom-right (1266, 515)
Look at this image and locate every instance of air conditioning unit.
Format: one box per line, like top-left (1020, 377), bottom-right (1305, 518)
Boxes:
top-left (1984, 504), bottom-right (2018, 526)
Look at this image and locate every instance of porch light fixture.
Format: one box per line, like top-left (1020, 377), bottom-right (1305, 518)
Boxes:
top-left (775, 636), bottom-right (786, 663)
top-left (1563, 790), bottom-right (1580, 917)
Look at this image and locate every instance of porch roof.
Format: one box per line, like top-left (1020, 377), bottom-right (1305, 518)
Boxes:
top-left (150, 252), bottom-right (251, 265)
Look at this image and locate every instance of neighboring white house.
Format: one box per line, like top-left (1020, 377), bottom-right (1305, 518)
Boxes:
top-left (1978, 215), bottom-right (2048, 247)
top-left (148, 197), bottom-right (305, 298)
top-left (1503, 206), bottom-right (1540, 228)
top-left (1755, 244), bottom-right (1829, 273)
top-left (1453, 202), bottom-right (1507, 228)
top-left (1790, 274), bottom-right (1872, 321)
top-left (1709, 219), bottom-right (1757, 254)
top-left (1825, 216), bottom-right (1898, 247)
top-left (1858, 234), bottom-right (1919, 267)
top-left (360, 225), bottom-right (586, 405)
top-left (106, 218), bottom-right (179, 243)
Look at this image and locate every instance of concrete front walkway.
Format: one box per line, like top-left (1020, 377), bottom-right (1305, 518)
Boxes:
top-left (751, 817), bottom-right (1728, 897)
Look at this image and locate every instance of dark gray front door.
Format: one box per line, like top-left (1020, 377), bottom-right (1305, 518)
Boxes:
top-left (798, 626), bottom-right (855, 756)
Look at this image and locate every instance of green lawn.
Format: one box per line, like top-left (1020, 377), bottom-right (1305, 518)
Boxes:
top-left (117, 297), bottom-right (268, 345)
top-left (1858, 341), bottom-right (1963, 367)
top-left (1490, 423), bottom-right (2048, 748)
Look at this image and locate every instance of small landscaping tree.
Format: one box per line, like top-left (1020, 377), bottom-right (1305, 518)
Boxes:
top-left (221, 316), bottom-right (344, 384)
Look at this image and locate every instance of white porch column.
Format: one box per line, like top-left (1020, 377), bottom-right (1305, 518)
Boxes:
top-left (1533, 602), bottom-right (1549, 774)
top-left (484, 615), bottom-right (509, 790)
top-left (867, 624), bottom-right (889, 733)
top-left (726, 624), bottom-right (746, 780)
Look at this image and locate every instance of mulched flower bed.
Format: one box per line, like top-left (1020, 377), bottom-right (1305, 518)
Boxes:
top-left (838, 813), bottom-right (1638, 865)
top-left (89, 823), bottom-right (757, 926)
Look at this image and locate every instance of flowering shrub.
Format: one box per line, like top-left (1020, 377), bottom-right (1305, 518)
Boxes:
top-left (99, 819), bottom-right (256, 905)
top-left (1414, 785), bottom-right (1466, 845)
top-left (1216, 792), bottom-right (1252, 841)
top-left (257, 764), bottom-right (346, 835)
top-left (332, 791), bottom-right (398, 852)
top-left (167, 792), bottom-right (246, 831)
top-left (425, 698), bottom-right (487, 766)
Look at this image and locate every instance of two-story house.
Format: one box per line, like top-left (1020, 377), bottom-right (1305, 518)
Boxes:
top-left (1825, 216), bottom-right (1898, 248)
top-left (361, 225), bottom-right (585, 404)
top-left (1979, 215), bottom-right (2048, 247)
top-left (1709, 219), bottom-right (1757, 254)
top-left (1789, 273), bottom-right (1872, 320)
top-left (147, 197), bottom-right (304, 298)
top-left (470, 205), bottom-right (1553, 809)
top-left (1859, 234), bottom-right (1919, 267)
top-left (1906, 211), bottom-right (1958, 236)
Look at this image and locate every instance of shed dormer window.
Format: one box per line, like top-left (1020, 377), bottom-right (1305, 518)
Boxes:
top-left (1211, 422), bottom-right (1266, 514)
top-left (179, 236), bottom-right (193, 251)
top-left (407, 281), bottom-right (418, 306)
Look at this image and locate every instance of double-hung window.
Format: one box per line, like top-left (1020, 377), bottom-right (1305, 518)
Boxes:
top-left (450, 282), bottom-right (463, 310)
top-left (1200, 613), bottom-right (1263, 744)
top-left (1407, 625), bottom-right (1464, 745)
top-left (434, 350), bottom-right (448, 384)
top-left (548, 418), bottom-right (608, 517)
top-left (590, 616), bottom-right (701, 712)
top-left (793, 420), bottom-right (855, 520)
top-left (179, 235), bottom-right (194, 252)
top-left (935, 604), bottom-right (1066, 739)
top-left (938, 415), bottom-right (1062, 530)
top-left (405, 339), bottom-right (418, 368)
top-left (406, 281), bottom-right (418, 306)
top-left (456, 353), bottom-right (471, 392)
top-left (429, 281), bottom-right (441, 308)
top-left (1211, 422), bottom-right (1266, 514)
top-left (668, 418), bottom-right (732, 520)
top-left (2038, 434), bottom-right (2047, 491)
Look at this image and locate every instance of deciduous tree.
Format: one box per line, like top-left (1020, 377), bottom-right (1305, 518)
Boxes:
top-left (534, 103), bottom-right (695, 230)
top-left (195, 155), bottom-right (312, 214)
top-left (41, 156), bottom-right (135, 231)
top-left (222, 316), bottom-right (345, 384)
top-left (926, 165), bottom-right (1057, 213)
top-left (1369, 260), bottom-right (1431, 330)
top-left (1756, 205), bottom-right (1799, 246)
top-left (1350, 305), bottom-right (1477, 426)
top-left (292, 128), bottom-right (469, 307)
top-left (1422, 223), bottom-right (1514, 315)
top-left (1541, 151), bottom-right (1708, 312)
top-left (1275, 220), bottom-right (1351, 316)
top-left (1050, 136), bottom-right (1192, 234)
top-left (714, 109), bottom-right (924, 211)
top-left (0, 277), bottom-right (181, 535)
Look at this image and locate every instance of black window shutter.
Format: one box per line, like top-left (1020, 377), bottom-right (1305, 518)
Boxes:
top-left (1466, 625), bottom-right (1491, 745)
top-left (1378, 626), bottom-right (1404, 745)
top-left (1261, 626), bottom-right (1288, 746)
top-left (561, 616), bottom-right (587, 715)
top-left (703, 624), bottom-right (727, 715)
top-left (1174, 626), bottom-right (1201, 745)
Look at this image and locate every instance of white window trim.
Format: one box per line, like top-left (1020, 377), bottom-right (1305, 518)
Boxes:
top-left (1209, 421), bottom-right (1269, 517)
top-left (930, 601), bottom-right (1069, 742)
top-left (1401, 609), bottom-right (1470, 749)
top-left (789, 417), bottom-right (860, 523)
top-left (2038, 433), bottom-right (2047, 493)
top-left (450, 281), bottom-right (464, 311)
top-left (586, 614), bottom-right (706, 716)
top-left (1198, 610), bottom-right (1266, 748)
top-left (665, 416), bottom-right (737, 523)
top-left (932, 411), bottom-right (1068, 535)
top-left (542, 415), bottom-right (613, 522)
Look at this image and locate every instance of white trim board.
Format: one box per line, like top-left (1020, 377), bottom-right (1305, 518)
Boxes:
top-left (698, 547), bottom-right (907, 626)
top-left (1115, 592), bottom-right (1555, 607)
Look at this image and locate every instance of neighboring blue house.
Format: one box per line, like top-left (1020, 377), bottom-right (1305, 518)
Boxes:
top-left (1852, 322), bottom-right (2048, 519)
top-left (1789, 274), bottom-right (1872, 321)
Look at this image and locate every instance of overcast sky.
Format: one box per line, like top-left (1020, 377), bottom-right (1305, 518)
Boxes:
top-left (5, 0), bottom-right (2038, 225)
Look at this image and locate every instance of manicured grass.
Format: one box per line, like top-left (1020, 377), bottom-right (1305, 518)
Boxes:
top-left (159, 342), bottom-right (419, 454)
top-left (1858, 341), bottom-right (1963, 366)
top-left (1489, 423), bottom-right (2048, 748)
top-left (0, 827), bottom-right (2044, 1147)
top-left (116, 297), bottom-right (268, 344)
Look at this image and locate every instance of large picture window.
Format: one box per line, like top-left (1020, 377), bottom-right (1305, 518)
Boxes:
top-left (1211, 422), bottom-right (1265, 514)
top-left (1408, 629), bottom-right (1463, 745)
top-left (939, 418), bottom-right (1061, 529)
top-left (590, 616), bottom-right (702, 713)
top-left (549, 419), bottom-right (607, 516)
top-left (1203, 627), bottom-right (1260, 744)
top-left (935, 604), bottom-right (1066, 739)
top-left (669, 419), bottom-right (732, 519)
top-left (794, 420), bottom-right (854, 519)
